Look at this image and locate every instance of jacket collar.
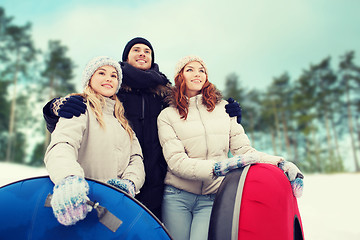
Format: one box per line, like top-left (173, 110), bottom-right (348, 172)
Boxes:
top-left (103, 97), bottom-right (115, 115)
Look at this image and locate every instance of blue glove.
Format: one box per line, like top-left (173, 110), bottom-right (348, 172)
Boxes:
top-left (107, 179), bottom-right (136, 197)
top-left (51, 95), bottom-right (86, 118)
top-left (225, 98), bottom-right (242, 124)
top-left (278, 160), bottom-right (304, 198)
top-left (214, 152), bottom-right (259, 176)
top-left (50, 176), bottom-right (92, 226)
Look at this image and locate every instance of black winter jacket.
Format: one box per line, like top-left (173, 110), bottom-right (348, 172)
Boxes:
top-left (119, 62), bottom-right (171, 219)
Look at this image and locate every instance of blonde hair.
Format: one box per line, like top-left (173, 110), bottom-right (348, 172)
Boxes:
top-left (70, 86), bottom-right (134, 140)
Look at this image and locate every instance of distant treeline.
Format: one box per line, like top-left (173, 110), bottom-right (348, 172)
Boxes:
top-left (222, 53), bottom-right (360, 173)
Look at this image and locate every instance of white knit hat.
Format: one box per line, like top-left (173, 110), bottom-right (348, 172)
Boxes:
top-left (174, 55), bottom-right (208, 78)
top-left (82, 56), bottom-right (122, 93)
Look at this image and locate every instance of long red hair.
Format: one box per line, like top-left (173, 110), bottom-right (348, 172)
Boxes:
top-left (173, 64), bottom-right (218, 120)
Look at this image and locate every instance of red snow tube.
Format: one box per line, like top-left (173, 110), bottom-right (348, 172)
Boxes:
top-left (209, 163), bottom-right (304, 240)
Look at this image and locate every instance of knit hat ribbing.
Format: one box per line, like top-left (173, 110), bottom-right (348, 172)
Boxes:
top-left (174, 55), bottom-right (208, 78)
top-left (82, 56), bottom-right (122, 93)
top-left (122, 37), bottom-right (155, 66)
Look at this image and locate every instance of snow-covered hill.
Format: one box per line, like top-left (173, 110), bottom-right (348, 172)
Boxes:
top-left (0, 162), bottom-right (359, 239)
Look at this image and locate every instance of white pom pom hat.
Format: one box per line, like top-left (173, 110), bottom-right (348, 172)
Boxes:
top-left (174, 55), bottom-right (208, 78)
top-left (82, 56), bottom-right (122, 93)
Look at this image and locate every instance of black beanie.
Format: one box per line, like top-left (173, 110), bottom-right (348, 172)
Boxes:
top-left (122, 37), bottom-right (155, 66)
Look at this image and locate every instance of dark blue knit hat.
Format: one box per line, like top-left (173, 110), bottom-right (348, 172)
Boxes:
top-left (122, 37), bottom-right (154, 66)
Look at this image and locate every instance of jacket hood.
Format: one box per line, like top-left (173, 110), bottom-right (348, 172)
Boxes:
top-left (120, 82), bottom-right (172, 98)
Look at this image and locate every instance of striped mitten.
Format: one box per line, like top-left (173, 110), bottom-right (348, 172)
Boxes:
top-left (213, 153), bottom-right (259, 176)
top-left (107, 179), bottom-right (136, 197)
top-left (278, 160), bottom-right (304, 198)
top-left (50, 175), bottom-right (91, 226)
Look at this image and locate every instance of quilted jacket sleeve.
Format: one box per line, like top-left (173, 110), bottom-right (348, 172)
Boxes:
top-left (44, 112), bottom-right (87, 184)
top-left (118, 133), bottom-right (145, 192)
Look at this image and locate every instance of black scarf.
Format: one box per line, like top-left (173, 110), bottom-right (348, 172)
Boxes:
top-left (120, 62), bottom-right (170, 90)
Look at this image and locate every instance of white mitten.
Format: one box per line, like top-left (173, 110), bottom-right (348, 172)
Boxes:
top-left (278, 160), bottom-right (304, 181)
top-left (107, 178), bottom-right (136, 197)
top-left (278, 160), bottom-right (304, 198)
top-left (213, 152), bottom-right (259, 176)
top-left (50, 175), bottom-right (92, 226)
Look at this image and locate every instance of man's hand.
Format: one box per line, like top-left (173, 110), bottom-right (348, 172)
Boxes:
top-left (51, 95), bottom-right (86, 118)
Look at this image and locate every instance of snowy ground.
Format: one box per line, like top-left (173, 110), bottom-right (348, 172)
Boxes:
top-left (1, 162), bottom-right (359, 239)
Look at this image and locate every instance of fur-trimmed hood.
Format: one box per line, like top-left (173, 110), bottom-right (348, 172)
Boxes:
top-left (119, 62), bottom-right (172, 98)
top-left (120, 82), bottom-right (173, 98)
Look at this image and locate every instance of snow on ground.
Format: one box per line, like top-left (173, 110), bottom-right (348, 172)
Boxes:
top-left (297, 172), bottom-right (360, 240)
top-left (0, 162), bottom-right (48, 186)
top-left (1, 162), bottom-right (360, 239)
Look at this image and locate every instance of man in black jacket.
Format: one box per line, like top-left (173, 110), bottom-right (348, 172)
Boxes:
top-left (116, 37), bottom-right (171, 220)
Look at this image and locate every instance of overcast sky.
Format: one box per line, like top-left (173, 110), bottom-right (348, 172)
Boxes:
top-left (1, 0), bottom-right (360, 92)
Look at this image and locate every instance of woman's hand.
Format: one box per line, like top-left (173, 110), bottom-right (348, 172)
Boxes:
top-left (50, 176), bottom-right (92, 226)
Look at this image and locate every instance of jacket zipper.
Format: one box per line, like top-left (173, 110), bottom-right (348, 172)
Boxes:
top-left (195, 95), bottom-right (208, 194)
top-left (140, 95), bottom-right (145, 141)
top-left (140, 95), bottom-right (145, 121)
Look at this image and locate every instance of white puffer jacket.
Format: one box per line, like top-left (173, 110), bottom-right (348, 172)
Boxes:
top-left (157, 94), bottom-right (283, 195)
top-left (44, 98), bottom-right (145, 192)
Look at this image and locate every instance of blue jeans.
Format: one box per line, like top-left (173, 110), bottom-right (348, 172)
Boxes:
top-left (162, 185), bottom-right (216, 240)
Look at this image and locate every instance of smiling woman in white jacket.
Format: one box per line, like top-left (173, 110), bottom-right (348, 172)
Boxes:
top-left (157, 56), bottom-right (303, 240)
top-left (44, 56), bottom-right (145, 227)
